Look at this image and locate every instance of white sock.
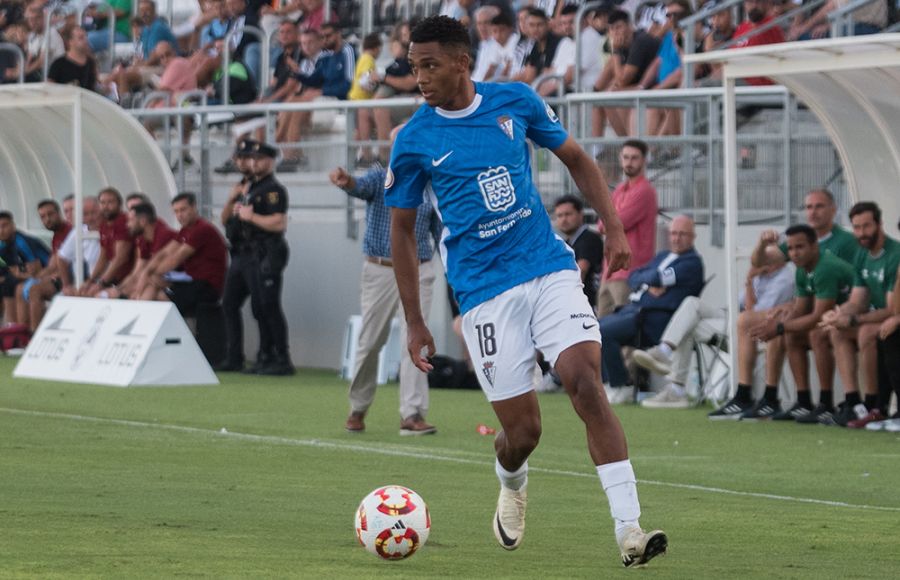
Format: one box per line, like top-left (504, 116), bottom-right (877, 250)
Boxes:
top-left (669, 383), bottom-right (686, 397)
top-left (597, 459), bottom-right (641, 542)
top-left (496, 458), bottom-right (528, 491)
top-left (657, 342), bottom-right (673, 358)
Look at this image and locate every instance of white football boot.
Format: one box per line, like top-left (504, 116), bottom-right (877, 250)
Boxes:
top-left (493, 485), bottom-right (527, 550)
top-left (618, 526), bottom-right (668, 567)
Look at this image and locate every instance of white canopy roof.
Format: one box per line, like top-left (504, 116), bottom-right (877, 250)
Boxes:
top-left (0, 83), bottom-right (176, 230)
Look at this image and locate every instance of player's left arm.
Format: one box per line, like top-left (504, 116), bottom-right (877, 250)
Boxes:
top-left (553, 137), bottom-right (630, 274)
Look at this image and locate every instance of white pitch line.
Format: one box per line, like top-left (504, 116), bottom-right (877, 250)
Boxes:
top-left (3, 407), bottom-right (900, 514)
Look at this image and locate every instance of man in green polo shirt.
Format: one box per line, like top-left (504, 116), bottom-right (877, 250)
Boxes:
top-left (820, 202), bottom-right (900, 428)
top-left (86, 0), bottom-right (132, 54)
top-left (749, 224), bottom-right (855, 422)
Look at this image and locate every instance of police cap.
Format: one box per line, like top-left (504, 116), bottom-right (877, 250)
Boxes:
top-left (235, 139), bottom-right (259, 157)
top-left (250, 141), bottom-right (279, 159)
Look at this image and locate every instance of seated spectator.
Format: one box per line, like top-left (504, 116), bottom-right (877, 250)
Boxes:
top-left (82, 187), bottom-right (135, 296)
top-left (633, 0), bottom-right (668, 38)
top-left (13, 198), bottom-right (72, 329)
top-left (0, 0), bottom-right (25, 32)
top-left (297, 0), bottom-right (338, 33)
top-left (259, 0), bottom-right (302, 38)
top-left (697, 0), bottom-right (734, 81)
top-left (0, 22), bottom-right (27, 83)
top-left (576, 6), bottom-right (610, 93)
top-left (85, 0), bottom-right (132, 54)
top-left (24, 197), bottom-right (102, 330)
top-left (788, 0), bottom-right (886, 40)
top-left (635, 244), bottom-right (794, 408)
top-left (819, 202), bottom-right (900, 427)
top-left (48, 26), bottom-right (99, 91)
top-left (592, 9), bottom-right (660, 138)
top-left (553, 194), bottom-right (603, 310)
top-left (0, 210), bottom-right (51, 325)
top-left (371, 25), bottom-right (417, 164)
top-left (135, 192), bottom-right (228, 317)
top-left (196, 0), bottom-right (231, 50)
top-left (258, 20), bottom-right (302, 149)
top-left (729, 224), bottom-right (856, 421)
top-left (440, 0), bottom-right (473, 28)
top-left (514, 8), bottom-right (575, 97)
top-left (471, 5), bottom-right (500, 82)
top-left (279, 24), bottom-right (353, 169)
top-left (699, 0), bottom-right (784, 86)
top-left (599, 215), bottom-right (704, 404)
top-left (639, 0), bottom-right (691, 139)
top-left (348, 32), bottom-right (382, 166)
top-left (224, 0), bottom-right (264, 84)
top-left (135, 0), bottom-right (177, 58)
top-left (486, 11), bottom-right (523, 81)
top-left (105, 201), bottom-right (178, 299)
top-left (23, 1), bottom-right (64, 82)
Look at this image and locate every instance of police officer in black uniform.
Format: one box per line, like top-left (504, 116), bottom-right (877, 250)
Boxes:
top-left (227, 141), bottom-right (293, 375)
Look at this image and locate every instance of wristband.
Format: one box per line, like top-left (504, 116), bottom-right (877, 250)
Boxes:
top-left (775, 322), bottom-right (785, 336)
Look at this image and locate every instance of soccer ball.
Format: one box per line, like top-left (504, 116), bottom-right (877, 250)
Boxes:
top-left (354, 485), bottom-right (430, 560)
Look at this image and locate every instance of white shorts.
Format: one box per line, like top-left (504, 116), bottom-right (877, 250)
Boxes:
top-left (461, 269), bottom-right (601, 402)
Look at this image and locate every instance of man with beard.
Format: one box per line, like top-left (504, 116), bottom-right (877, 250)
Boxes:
top-left (82, 188), bottom-right (135, 297)
top-left (818, 202), bottom-right (900, 427)
top-left (14, 199), bottom-right (71, 329)
top-left (725, 0), bottom-right (784, 85)
top-left (105, 202), bottom-right (178, 299)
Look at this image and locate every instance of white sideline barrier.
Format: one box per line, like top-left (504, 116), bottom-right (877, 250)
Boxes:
top-left (14, 297), bottom-right (218, 387)
top-left (340, 315), bottom-right (402, 385)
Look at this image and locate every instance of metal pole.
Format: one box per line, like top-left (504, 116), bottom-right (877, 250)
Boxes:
top-left (782, 91), bottom-right (792, 228)
top-left (222, 31), bottom-right (232, 105)
top-left (0, 43), bottom-right (25, 83)
top-left (200, 111), bottom-right (211, 218)
top-left (722, 74), bottom-right (740, 398)
top-left (73, 91), bottom-right (84, 289)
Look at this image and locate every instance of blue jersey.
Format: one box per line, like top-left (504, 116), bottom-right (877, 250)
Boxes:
top-left (0, 231), bottom-right (50, 270)
top-left (385, 82), bottom-right (577, 314)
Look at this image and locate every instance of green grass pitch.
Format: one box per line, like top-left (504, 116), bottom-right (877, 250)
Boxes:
top-left (2, 356), bottom-right (899, 578)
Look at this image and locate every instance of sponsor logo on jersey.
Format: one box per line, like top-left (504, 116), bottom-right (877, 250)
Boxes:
top-left (477, 166), bottom-right (516, 212)
top-left (497, 115), bottom-right (514, 140)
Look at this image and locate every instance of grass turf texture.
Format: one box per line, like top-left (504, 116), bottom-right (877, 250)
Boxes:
top-left (2, 356), bottom-right (899, 579)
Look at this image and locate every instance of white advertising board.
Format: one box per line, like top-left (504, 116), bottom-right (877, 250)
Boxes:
top-left (14, 297), bottom-right (219, 387)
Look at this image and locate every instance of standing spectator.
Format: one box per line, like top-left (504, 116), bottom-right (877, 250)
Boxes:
top-left (591, 9), bottom-right (660, 138)
top-left (85, 0), bottom-right (132, 54)
top-left (221, 142), bottom-right (293, 375)
top-left (596, 139), bottom-right (658, 317)
top-left (819, 203), bottom-right (900, 427)
top-left (24, 1), bottom-right (64, 82)
top-left (348, 32), bottom-right (382, 167)
top-left (135, 193), bottom-right (228, 320)
top-left (0, 211), bottom-right (50, 325)
top-left (553, 194), bottom-right (603, 310)
top-left (330, 153), bottom-right (441, 434)
top-left (48, 26), bottom-right (98, 91)
top-left (82, 187), bottom-right (134, 296)
top-left (636, 244), bottom-right (794, 408)
top-left (599, 216), bottom-right (704, 403)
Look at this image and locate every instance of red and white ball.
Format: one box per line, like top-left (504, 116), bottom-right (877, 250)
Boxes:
top-left (354, 485), bottom-right (430, 560)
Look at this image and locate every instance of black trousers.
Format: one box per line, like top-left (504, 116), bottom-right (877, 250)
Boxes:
top-left (877, 330), bottom-right (900, 414)
top-left (221, 241), bottom-right (290, 363)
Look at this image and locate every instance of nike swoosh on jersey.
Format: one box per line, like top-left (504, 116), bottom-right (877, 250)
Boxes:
top-left (582, 322), bottom-right (597, 330)
top-left (431, 151), bottom-right (453, 166)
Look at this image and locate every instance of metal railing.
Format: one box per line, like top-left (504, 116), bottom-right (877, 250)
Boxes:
top-left (0, 43), bottom-right (25, 84)
top-left (222, 24), bottom-right (269, 106)
top-left (77, 2), bottom-right (118, 70)
top-left (828, 0), bottom-right (884, 36)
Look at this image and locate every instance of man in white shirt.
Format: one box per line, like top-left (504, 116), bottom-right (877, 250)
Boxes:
top-left (24, 1), bottom-right (64, 81)
top-left (490, 11), bottom-right (524, 80)
top-left (471, 5), bottom-right (500, 81)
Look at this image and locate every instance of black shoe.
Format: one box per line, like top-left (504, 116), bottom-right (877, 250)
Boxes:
top-left (256, 359), bottom-right (295, 376)
top-left (708, 395), bottom-right (753, 420)
top-left (833, 402), bottom-right (866, 427)
top-left (740, 398), bottom-right (780, 421)
top-left (214, 360), bottom-right (244, 372)
top-left (795, 403), bottom-right (833, 424)
top-left (772, 402), bottom-right (812, 421)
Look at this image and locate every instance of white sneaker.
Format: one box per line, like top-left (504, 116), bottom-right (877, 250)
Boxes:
top-left (493, 485), bottom-right (527, 550)
top-left (605, 385), bottom-right (635, 405)
top-left (536, 371), bottom-right (562, 393)
top-left (619, 526), bottom-right (668, 568)
top-left (641, 385), bottom-right (690, 409)
top-left (633, 346), bottom-right (672, 376)
top-left (884, 419), bottom-right (900, 433)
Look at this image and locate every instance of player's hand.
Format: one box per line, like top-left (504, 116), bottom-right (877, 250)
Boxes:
top-left (879, 316), bottom-right (900, 340)
top-left (406, 320), bottom-right (436, 373)
top-left (603, 226), bottom-right (631, 275)
top-left (329, 167), bottom-right (352, 190)
top-left (818, 307), bottom-right (840, 329)
top-left (237, 204), bottom-right (254, 221)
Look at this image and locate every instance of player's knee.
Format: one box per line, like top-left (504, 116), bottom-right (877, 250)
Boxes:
top-left (507, 419), bottom-right (542, 454)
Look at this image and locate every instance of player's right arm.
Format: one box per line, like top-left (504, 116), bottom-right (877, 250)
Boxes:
top-left (391, 207), bottom-right (435, 373)
top-left (552, 136), bottom-right (630, 275)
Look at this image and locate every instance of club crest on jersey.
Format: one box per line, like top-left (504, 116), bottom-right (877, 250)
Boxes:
top-left (497, 115), bottom-right (514, 140)
top-left (477, 166), bottom-right (516, 212)
top-left (384, 166), bottom-right (395, 189)
top-left (544, 101), bottom-right (559, 123)
top-left (482, 361), bottom-right (496, 387)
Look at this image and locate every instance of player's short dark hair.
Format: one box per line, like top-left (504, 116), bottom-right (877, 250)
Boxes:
top-left (37, 199), bottom-right (60, 212)
top-left (849, 201), bottom-right (881, 224)
top-left (607, 9), bottom-right (630, 26)
top-left (554, 194), bottom-right (584, 212)
top-left (0, 210), bottom-right (13, 222)
top-left (126, 192), bottom-right (150, 205)
top-left (320, 21), bottom-right (341, 34)
top-left (622, 139), bottom-right (648, 158)
top-left (131, 202), bottom-right (157, 222)
top-left (172, 192), bottom-right (197, 206)
top-left (491, 11), bottom-right (515, 28)
top-left (62, 193), bottom-right (75, 202)
top-left (98, 187), bottom-right (122, 204)
top-left (362, 32), bottom-right (382, 50)
top-left (560, 4), bottom-right (579, 16)
top-left (410, 15), bottom-right (472, 51)
top-left (526, 7), bottom-right (548, 20)
top-left (785, 224), bottom-right (817, 244)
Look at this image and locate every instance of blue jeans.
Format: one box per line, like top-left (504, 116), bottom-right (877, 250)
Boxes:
top-left (599, 303), bottom-right (669, 387)
top-left (88, 29), bottom-right (130, 54)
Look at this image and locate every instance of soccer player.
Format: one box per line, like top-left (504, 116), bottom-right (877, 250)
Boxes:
top-left (386, 16), bottom-right (667, 567)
